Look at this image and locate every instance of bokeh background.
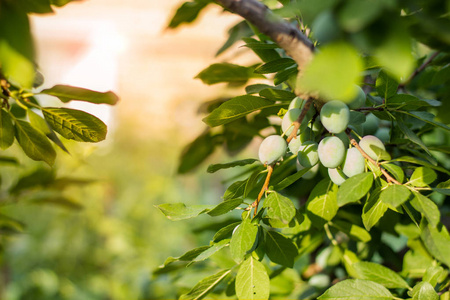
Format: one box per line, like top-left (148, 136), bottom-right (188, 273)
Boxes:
top-left (0, 1), bottom-right (258, 299)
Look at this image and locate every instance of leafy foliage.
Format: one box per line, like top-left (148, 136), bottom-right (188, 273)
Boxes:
top-left (157, 0), bottom-right (450, 299)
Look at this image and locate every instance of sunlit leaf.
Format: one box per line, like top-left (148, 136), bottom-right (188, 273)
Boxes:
top-left (40, 85), bottom-right (119, 105)
top-left (351, 262), bottom-right (410, 289)
top-left (0, 109), bottom-right (14, 149)
top-left (156, 203), bottom-right (212, 221)
top-left (318, 279), bottom-right (393, 299)
top-left (235, 256), bottom-right (270, 300)
top-left (180, 269), bottom-right (231, 300)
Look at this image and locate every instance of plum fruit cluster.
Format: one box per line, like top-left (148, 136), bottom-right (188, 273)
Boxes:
top-left (257, 86), bottom-right (390, 185)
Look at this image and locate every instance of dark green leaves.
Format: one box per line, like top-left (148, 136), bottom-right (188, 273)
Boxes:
top-left (178, 130), bottom-right (216, 174)
top-left (235, 256), bottom-right (270, 300)
top-left (318, 279), bottom-right (393, 299)
top-left (42, 107), bottom-right (107, 142)
top-left (337, 173), bottom-right (373, 206)
top-left (207, 159), bottom-right (258, 173)
top-left (167, 0), bottom-right (211, 29)
top-left (203, 95), bottom-right (281, 127)
top-left (156, 203), bottom-right (212, 221)
top-left (14, 120), bottom-right (56, 166)
top-left (40, 85), bottom-right (119, 105)
top-left (195, 63), bottom-right (263, 85)
top-left (0, 109), bottom-right (14, 149)
top-left (376, 70), bottom-right (398, 100)
top-left (265, 230), bottom-right (298, 268)
top-left (254, 58), bottom-right (296, 74)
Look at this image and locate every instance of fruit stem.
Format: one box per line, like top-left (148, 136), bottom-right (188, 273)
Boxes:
top-left (345, 130), bottom-right (401, 185)
top-left (286, 98), bottom-right (313, 143)
top-left (252, 164), bottom-right (274, 217)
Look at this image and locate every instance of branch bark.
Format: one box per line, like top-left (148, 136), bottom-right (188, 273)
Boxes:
top-left (215, 0), bottom-right (315, 97)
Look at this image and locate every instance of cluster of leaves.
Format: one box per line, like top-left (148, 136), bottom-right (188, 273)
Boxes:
top-left (156, 0), bottom-right (450, 299)
top-left (1, 1), bottom-right (118, 245)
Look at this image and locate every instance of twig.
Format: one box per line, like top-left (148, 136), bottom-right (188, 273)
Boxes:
top-left (398, 51), bottom-right (440, 89)
top-left (251, 164), bottom-right (274, 217)
top-left (345, 130), bottom-right (401, 185)
top-left (354, 107), bottom-right (385, 112)
top-left (286, 98), bottom-right (313, 143)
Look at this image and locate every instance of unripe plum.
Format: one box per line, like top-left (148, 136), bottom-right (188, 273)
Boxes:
top-left (296, 161), bottom-right (319, 180)
top-left (259, 135), bottom-right (287, 165)
top-left (320, 100), bottom-right (350, 134)
top-left (362, 113), bottom-right (379, 135)
top-left (282, 108), bottom-right (301, 135)
top-left (375, 127), bottom-right (390, 143)
top-left (359, 135), bottom-right (388, 161)
top-left (328, 168), bottom-right (348, 186)
top-left (342, 147), bottom-right (365, 178)
top-left (298, 141), bottom-right (319, 168)
top-left (318, 136), bottom-right (345, 168)
top-left (336, 132), bottom-right (350, 149)
top-left (288, 97), bottom-right (304, 110)
top-left (348, 85), bottom-right (366, 109)
top-left (288, 128), bottom-right (314, 153)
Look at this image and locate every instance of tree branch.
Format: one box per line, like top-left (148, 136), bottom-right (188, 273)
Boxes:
top-left (251, 164), bottom-right (273, 217)
top-left (398, 51), bottom-right (440, 89)
top-left (215, 0), bottom-right (315, 97)
top-left (286, 98), bottom-right (313, 143)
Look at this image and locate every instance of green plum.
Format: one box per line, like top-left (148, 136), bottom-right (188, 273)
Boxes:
top-left (362, 113), bottom-right (379, 135)
top-left (320, 100), bottom-right (350, 134)
top-left (328, 168), bottom-right (348, 186)
top-left (318, 136), bottom-right (345, 168)
top-left (258, 135), bottom-right (287, 165)
top-left (348, 85), bottom-right (366, 109)
top-left (359, 135), bottom-right (390, 161)
top-left (342, 147), bottom-right (365, 177)
top-left (296, 161), bottom-right (319, 180)
top-left (298, 141), bottom-right (319, 168)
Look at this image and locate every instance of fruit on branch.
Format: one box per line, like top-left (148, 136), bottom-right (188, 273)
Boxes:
top-left (298, 141), bottom-right (319, 168)
top-left (288, 127), bottom-right (314, 153)
top-left (328, 168), bottom-right (348, 186)
top-left (359, 135), bottom-right (389, 161)
top-left (288, 97), bottom-right (304, 110)
top-left (318, 136), bottom-right (346, 168)
top-left (282, 108), bottom-right (302, 135)
top-left (258, 135), bottom-right (287, 165)
top-left (336, 132), bottom-right (350, 148)
top-left (348, 85), bottom-right (366, 109)
top-left (362, 113), bottom-right (379, 135)
top-left (342, 147), bottom-right (365, 177)
top-left (297, 161), bottom-right (319, 180)
top-left (320, 100), bottom-right (350, 134)
top-left (375, 127), bottom-right (390, 143)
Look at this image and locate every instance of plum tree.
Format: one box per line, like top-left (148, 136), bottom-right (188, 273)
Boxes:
top-left (359, 135), bottom-right (389, 161)
top-left (297, 141), bottom-right (319, 168)
top-left (342, 147), bottom-right (365, 177)
top-left (318, 136), bottom-right (346, 168)
top-left (328, 168), bottom-right (347, 186)
top-left (258, 135), bottom-right (287, 165)
top-left (319, 100), bottom-right (350, 134)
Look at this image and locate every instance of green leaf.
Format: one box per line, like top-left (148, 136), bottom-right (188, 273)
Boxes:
top-left (0, 3), bottom-right (35, 88)
top-left (411, 281), bottom-right (439, 300)
top-left (380, 184), bottom-right (411, 208)
top-left (235, 256), bottom-right (270, 300)
top-left (399, 111), bottom-right (450, 132)
top-left (376, 70), bottom-right (398, 100)
top-left (27, 109), bottom-right (51, 135)
top-left (318, 279), bottom-right (393, 299)
top-left (190, 239), bottom-right (230, 265)
top-left (163, 245), bottom-right (211, 266)
top-left (410, 192), bottom-right (440, 227)
top-left (178, 130), bottom-right (217, 174)
top-left (0, 109), bottom-right (14, 149)
top-left (265, 230), bottom-right (298, 268)
top-left (349, 111), bottom-right (366, 125)
top-left (14, 120), bottom-right (56, 166)
top-left (397, 117), bottom-right (432, 156)
top-left (386, 94), bottom-right (439, 110)
top-left (40, 85), bottom-right (119, 105)
top-left (180, 269), bottom-right (231, 300)
top-left (207, 159), bottom-right (258, 173)
top-left (213, 222), bottom-right (241, 243)
top-left (297, 42), bottom-right (363, 102)
top-left (259, 88), bottom-right (296, 101)
top-left (167, 0), bottom-right (210, 29)
top-left (330, 220), bottom-right (371, 242)
top-left (203, 95), bottom-right (282, 127)
top-left (390, 156), bottom-right (450, 175)
top-left (351, 262), bottom-right (410, 289)
top-left (433, 179), bottom-right (450, 195)
top-left (423, 266), bottom-right (446, 287)
top-left (306, 179), bottom-right (338, 227)
top-left (207, 198), bottom-right (244, 217)
top-left (254, 58), bottom-right (296, 74)
top-left (216, 21), bottom-right (252, 56)
top-left (382, 163), bottom-right (404, 183)
top-left (195, 63), bottom-right (263, 85)
top-left (223, 180), bottom-right (247, 201)
top-left (273, 166), bottom-right (312, 190)
top-left (420, 221), bottom-right (450, 267)
top-left (29, 194), bottom-right (83, 210)
top-left (337, 0), bottom-right (385, 32)
top-left (362, 187), bottom-right (388, 231)
top-left (42, 107), bottom-right (107, 143)
top-left (409, 167), bottom-right (437, 187)
top-left (19, 0), bottom-right (53, 14)
top-left (156, 203), bottom-right (212, 221)
top-left (230, 218), bottom-right (258, 262)
top-left (337, 172), bottom-right (373, 207)
top-left (263, 192), bottom-right (296, 227)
